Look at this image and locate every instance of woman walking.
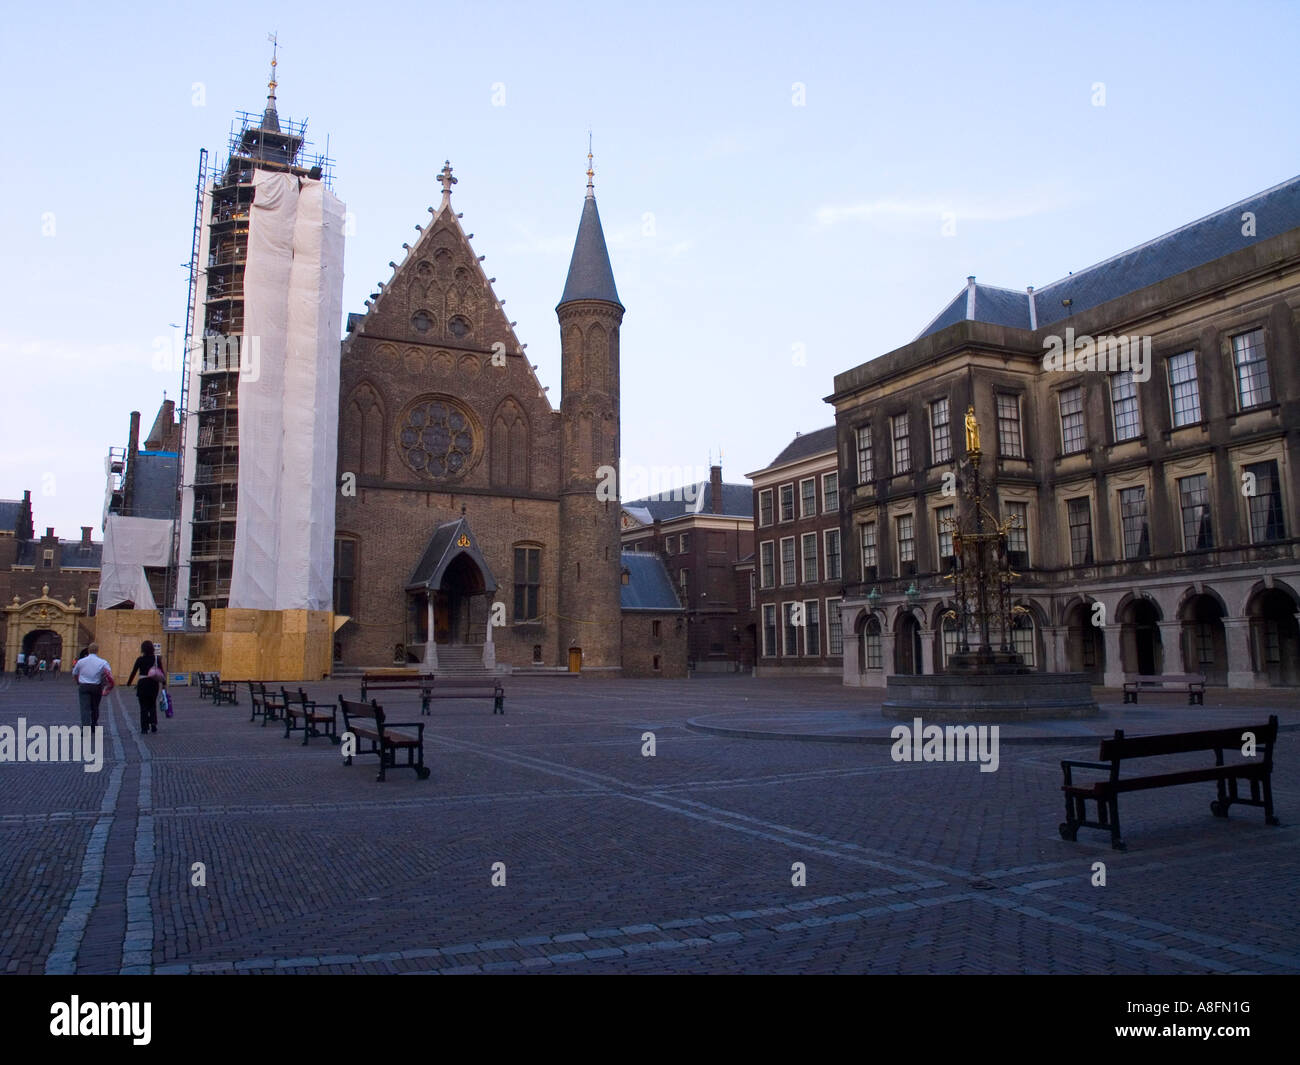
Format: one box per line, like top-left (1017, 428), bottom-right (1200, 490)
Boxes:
top-left (126, 640), bottom-right (166, 734)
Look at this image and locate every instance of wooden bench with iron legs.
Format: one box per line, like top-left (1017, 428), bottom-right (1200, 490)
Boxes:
top-left (339, 697), bottom-right (430, 781)
top-left (1122, 672), bottom-right (1206, 705)
top-left (248, 681), bottom-right (288, 726)
top-left (197, 673), bottom-right (218, 701)
top-left (281, 687), bottom-right (339, 746)
top-left (422, 675), bottom-right (505, 715)
top-left (1059, 715), bottom-right (1281, 850)
top-left (360, 671), bottom-right (432, 708)
top-left (214, 678), bottom-right (239, 706)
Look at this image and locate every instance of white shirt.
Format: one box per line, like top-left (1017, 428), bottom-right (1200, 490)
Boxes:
top-left (73, 654), bottom-right (110, 685)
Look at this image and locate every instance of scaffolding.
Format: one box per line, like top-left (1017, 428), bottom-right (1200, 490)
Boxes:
top-left (182, 103), bottom-right (334, 615)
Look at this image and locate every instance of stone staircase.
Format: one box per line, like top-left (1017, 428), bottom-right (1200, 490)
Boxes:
top-left (435, 645), bottom-right (492, 675)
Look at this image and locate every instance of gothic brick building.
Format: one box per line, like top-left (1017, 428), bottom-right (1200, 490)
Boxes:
top-left (334, 159), bottom-right (626, 672)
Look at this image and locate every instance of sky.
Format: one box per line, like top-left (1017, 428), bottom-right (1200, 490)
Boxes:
top-left (2, 0), bottom-right (1298, 538)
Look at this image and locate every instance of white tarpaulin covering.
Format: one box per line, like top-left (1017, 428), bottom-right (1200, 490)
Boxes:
top-left (229, 171), bottom-right (345, 610)
top-left (100, 515), bottom-right (173, 610)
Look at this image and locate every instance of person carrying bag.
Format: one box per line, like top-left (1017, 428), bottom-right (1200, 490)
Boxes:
top-left (126, 640), bottom-right (166, 734)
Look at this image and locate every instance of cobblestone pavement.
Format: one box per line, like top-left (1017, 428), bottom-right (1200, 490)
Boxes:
top-left (1, 673), bottom-right (1296, 974)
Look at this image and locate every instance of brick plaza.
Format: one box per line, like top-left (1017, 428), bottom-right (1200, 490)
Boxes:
top-left (1, 674), bottom-right (1296, 975)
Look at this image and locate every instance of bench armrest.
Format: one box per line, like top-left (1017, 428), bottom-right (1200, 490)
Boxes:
top-left (385, 720), bottom-right (426, 731)
top-left (1060, 759), bottom-right (1112, 786)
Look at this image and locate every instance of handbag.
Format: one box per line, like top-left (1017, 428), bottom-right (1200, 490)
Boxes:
top-left (147, 654), bottom-right (166, 682)
top-left (101, 667), bottom-right (116, 695)
top-left (161, 689), bottom-right (174, 718)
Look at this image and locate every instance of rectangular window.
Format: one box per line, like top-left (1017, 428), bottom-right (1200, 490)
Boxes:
top-left (1110, 371), bottom-right (1141, 442)
top-left (827, 597), bottom-right (843, 655)
top-left (1012, 620), bottom-right (1035, 666)
top-left (822, 472), bottom-right (839, 513)
top-left (664, 535), bottom-right (675, 554)
top-left (1059, 387), bottom-right (1086, 454)
top-left (1233, 329), bottom-right (1272, 408)
top-left (513, 546), bottom-right (541, 621)
top-left (1195, 623), bottom-right (1215, 665)
top-left (652, 620), bottom-right (661, 638)
top-left (896, 514), bottom-right (915, 565)
top-left (1119, 486), bottom-right (1150, 559)
top-left (749, 571), bottom-right (756, 608)
top-left (1178, 473), bottom-right (1213, 551)
top-left (941, 621), bottom-right (959, 666)
top-left (760, 541), bottom-right (775, 588)
top-left (860, 522), bottom-right (877, 575)
top-left (936, 505), bottom-right (955, 566)
top-left (42, 550), bottom-right (53, 569)
top-left (758, 489), bottom-right (773, 527)
top-left (679, 533), bottom-right (690, 553)
top-left (762, 604), bottom-right (777, 657)
top-left (779, 484), bottom-right (795, 522)
top-left (800, 478), bottom-right (817, 518)
top-left (1168, 351), bottom-right (1202, 427)
top-left (1067, 498), bottom-right (1093, 566)
top-left (780, 537), bottom-right (796, 585)
top-left (804, 600), bottom-right (820, 656)
top-left (88, 588), bottom-right (99, 618)
top-left (1005, 501), bottom-right (1029, 567)
top-left (1245, 460), bottom-right (1286, 543)
top-left (824, 528), bottom-right (841, 581)
top-left (679, 568), bottom-right (689, 594)
top-left (801, 532), bottom-right (818, 583)
top-left (866, 626), bottom-right (882, 670)
top-left (333, 538), bottom-right (356, 617)
top-left (783, 602), bottom-right (800, 656)
top-left (930, 398), bottom-right (952, 464)
top-left (996, 393), bottom-right (1023, 458)
top-left (855, 425), bottom-right (874, 484)
top-left (891, 414), bottom-right (911, 475)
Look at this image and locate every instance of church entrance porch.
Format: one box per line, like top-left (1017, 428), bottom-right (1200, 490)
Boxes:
top-left (404, 515), bottom-right (499, 671)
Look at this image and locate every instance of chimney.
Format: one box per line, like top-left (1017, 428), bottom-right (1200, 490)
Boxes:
top-left (44, 527), bottom-right (55, 540)
top-left (81, 526), bottom-right (92, 545)
top-left (18, 490), bottom-right (33, 540)
top-left (711, 464), bottom-right (723, 514)
top-left (965, 276), bottom-right (977, 320)
top-left (123, 410), bottom-right (141, 513)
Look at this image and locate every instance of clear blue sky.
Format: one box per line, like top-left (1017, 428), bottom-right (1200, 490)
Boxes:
top-left (3, 0), bottom-right (1297, 537)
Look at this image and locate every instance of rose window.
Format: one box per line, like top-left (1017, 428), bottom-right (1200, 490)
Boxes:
top-left (398, 398), bottom-right (476, 478)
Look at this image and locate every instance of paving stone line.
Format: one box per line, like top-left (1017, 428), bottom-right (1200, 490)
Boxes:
top-left (43, 696), bottom-right (126, 975)
top-left (120, 697), bottom-right (155, 974)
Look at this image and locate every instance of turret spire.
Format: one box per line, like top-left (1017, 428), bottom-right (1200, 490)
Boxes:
top-left (586, 131), bottom-right (594, 199)
top-left (261, 32), bottom-right (281, 133)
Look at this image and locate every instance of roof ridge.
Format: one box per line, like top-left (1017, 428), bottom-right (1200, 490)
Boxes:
top-left (1037, 173), bottom-right (1298, 292)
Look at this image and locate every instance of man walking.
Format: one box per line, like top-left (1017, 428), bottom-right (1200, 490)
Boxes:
top-left (15, 651), bottom-right (24, 679)
top-left (72, 643), bottom-right (112, 728)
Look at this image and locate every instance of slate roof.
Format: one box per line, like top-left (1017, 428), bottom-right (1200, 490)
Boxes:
top-left (917, 173), bottom-right (1300, 339)
top-left (559, 194), bottom-right (622, 308)
top-left (406, 517), bottom-right (498, 592)
top-left (15, 539), bottom-right (101, 569)
top-left (766, 426), bottom-right (837, 469)
top-left (624, 481), bottom-right (753, 521)
top-left (620, 552), bottom-right (682, 611)
top-left (131, 452), bottom-right (179, 521)
top-left (0, 500), bottom-right (22, 535)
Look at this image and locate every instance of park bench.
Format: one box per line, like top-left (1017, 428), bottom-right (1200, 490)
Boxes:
top-left (281, 687), bottom-right (339, 746)
top-left (361, 670), bottom-right (432, 708)
top-left (1122, 673), bottom-right (1206, 705)
top-left (339, 697), bottom-right (430, 781)
top-left (1059, 715), bottom-right (1280, 850)
top-left (248, 681), bottom-right (287, 725)
top-left (198, 672), bottom-right (218, 700)
top-left (215, 678), bottom-right (239, 706)
top-left (422, 675), bottom-right (505, 715)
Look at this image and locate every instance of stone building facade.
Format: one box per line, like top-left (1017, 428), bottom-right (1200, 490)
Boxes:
top-left (830, 174), bottom-right (1300, 688)
top-left (748, 428), bottom-right (844, 675)
top-left (335, 161), bottom-right (626, 672)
